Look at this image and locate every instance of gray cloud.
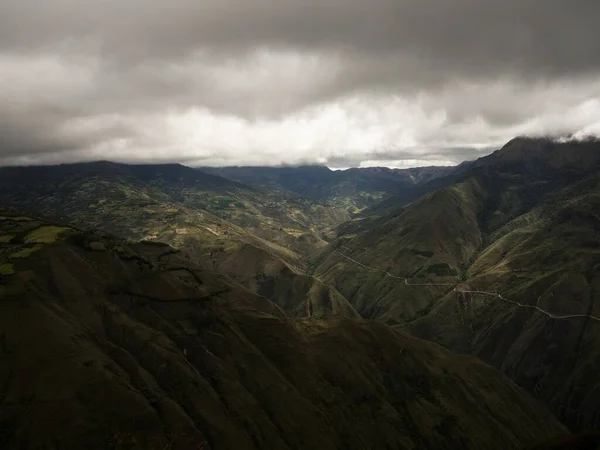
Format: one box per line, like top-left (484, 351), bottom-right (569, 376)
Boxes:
top-left (1, 0), bottom-right (600, 167)
top-left (3, 1), bottom-right (600, 77)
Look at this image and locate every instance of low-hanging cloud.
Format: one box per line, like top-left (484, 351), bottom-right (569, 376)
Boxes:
top-left (1, 0), bottom-right (600, 167)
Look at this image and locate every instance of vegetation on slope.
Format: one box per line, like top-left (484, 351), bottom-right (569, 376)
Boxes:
top-left (406, 173), bottom-right (600, 429)
top-left (312, 178), bottom-right (484, 323)
top-left (0, 212), bottom-right (566, 449)
top-left (0, 162), bottom-right (354, 318)
top-left (201, 165), bottom-right (455, 212)
top-left (313, 137), bottom-right (600, 429)
top-left (0, 161), bottom-right (347, 256)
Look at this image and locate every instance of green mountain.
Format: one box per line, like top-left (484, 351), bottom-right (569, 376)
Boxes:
top-left (0, 162), bottom-right (347, 253)
top-left (0, 211), bottom-right (567, 449)
top-left (200, 165), bottom-right (455, 212)
top-left (0, 161), bottom-right (355, 318)
top-left (312, 137), bottom-right (600, 429)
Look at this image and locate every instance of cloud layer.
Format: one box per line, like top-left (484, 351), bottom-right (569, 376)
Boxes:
top-left (1, 0), bottom-right (600, 167)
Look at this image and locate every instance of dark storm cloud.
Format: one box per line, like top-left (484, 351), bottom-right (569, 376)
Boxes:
top-left (1, 0), bottom-right (600, 167)
top-left (3, 1), bottom-right (600, 79)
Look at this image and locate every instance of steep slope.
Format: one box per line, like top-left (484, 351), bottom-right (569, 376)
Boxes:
top-left (201, 165), bottom-right (454, 212)
top-left (312, 137), bottom-right (600, 429)
top-left (187, 236), bottom-right (360, 319)
top-left (340, 159), bottom-right (475, 235)
top-left (313, 176), bottom-right (484, 323)
top-left (405, 172), bottom-right (600, 429)
top-left (0, 212), bottom-right (567, 449)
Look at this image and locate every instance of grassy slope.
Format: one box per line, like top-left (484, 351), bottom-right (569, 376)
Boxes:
top-left (0, 162), bottom-right (347, 254)
top-left (0, 212), bottom-right (566, 449)
top-left (312, 178), bottom-right (484, 323)
top-left (406, 176), bottom-right (600, 429)
top-left (0, 163), bottom-right (356, 318)
top-left (312, 138), bottom-right (600, 429)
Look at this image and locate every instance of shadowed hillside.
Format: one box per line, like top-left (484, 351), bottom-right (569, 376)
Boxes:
top-left (0, 211), bottom-right (567, 449)
top-left (527, 431), bottom-right (600, 449)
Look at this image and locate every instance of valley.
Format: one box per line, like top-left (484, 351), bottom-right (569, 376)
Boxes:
top-left (311, 137), bottom-right (600, 430)
top-left (2, 137), bottom-right (600, 447)
top-left (200, 165), bottom-right (455, 212)
top-left (4, 2), bottom-right (600, 448)
top-left (0, 211), bottom-right (568, 449)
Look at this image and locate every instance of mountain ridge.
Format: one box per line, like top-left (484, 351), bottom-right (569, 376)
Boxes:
top-left (199, 164), bottom-right (456, 211)
top-left (0, 161), bottom-right (355, 319)
top-left (312, 137), bottom-right (600, 429)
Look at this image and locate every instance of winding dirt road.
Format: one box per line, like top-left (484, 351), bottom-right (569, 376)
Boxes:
top-left (331, 249), bottom-right (600, 323)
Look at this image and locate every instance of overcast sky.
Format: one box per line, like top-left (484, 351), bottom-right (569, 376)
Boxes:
top-left (1, 0), bottom-right (600, 168)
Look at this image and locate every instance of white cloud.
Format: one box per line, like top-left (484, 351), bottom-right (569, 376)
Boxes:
top-left (358, 159), bottom-right (456, 169)
top-left (1, 46), bottom-right (600, 168)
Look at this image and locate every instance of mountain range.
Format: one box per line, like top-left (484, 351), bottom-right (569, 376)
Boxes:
top-left (200, 165), bottom-right (456, 212)
top-left (313, 137), bottom-right (600, 430)
top-left (2, 138), bottom-right (600, 447)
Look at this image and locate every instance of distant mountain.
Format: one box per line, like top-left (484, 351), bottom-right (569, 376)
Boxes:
top-left (199, 165), bottom-right (455, 212)
top-left (358, 159), bottom-right (475, 218)
top-left (312, 137), bottom-right (600, 428)
top-left (0, 161), bottom-right (348, 249)
top-left (0, 161), bottom-right (353, 318)
top-left (0, 211), bottom-right (567, 449)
